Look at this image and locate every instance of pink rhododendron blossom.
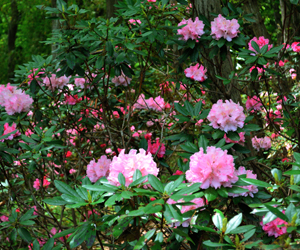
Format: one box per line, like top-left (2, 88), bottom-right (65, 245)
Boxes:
top-left (69, 169), bottom-right (77, 174)
top-left (195, 119), bottom-right (204, 126)
top-left (248, 36), bottom-right (273, 53)
top-left (246, 96), bottom-right (262, 111)
top-left (278, 60), bottom-right (285, 67)
top-left (1, 123), bottom-right (21, 142)
top-left (207, 99), bottom-right (245, 132)
top-left (266, 109), bottom-right (282, 125)
top-left (252, 136), bottom-right (271, 151)
top-left (211, 14), bottom-right (240, 41)
top-left (291, 42), bottom-right (300, 52)
top-left (86, 156), bottom-right (111, 183)
top-left (249, 66), bottom-right (264, 74)
top-left (147, 138), bottom-right (166, 158)
top-left (43, 74), bottom-right (70, 89)
top-left (27, 68), bottom-right (44, 85)
top-left (184, 63), bottom-right (207, 82)
top-left (260, 211), bottom-right (288, 238)
top-left (129, 19), bottom-right (141, 25)
top-left (228, 167), bottom-right (258, 197)
top-left (74, 77), bottom-right (86, 88)
top-left (65, 94), bottom-right (81, 105)
top-left (177, 17), bottom-right (205, 41)
top-left (146, 121), bottom-right (154, 127)
top-left (134, 94), bottom-right (166, 112)
top-left (147, 0), bottom-right (156, 2)
top-left (0, 215), bottom-right (9, 222)
top-left (224, 132), bottom-right (245, 145)
top-left (107, 149), bottom-right (159, 186)
top-left (112, 72), bottom-right (132, 86)
top-left (33, 177), bottom-right (50, 190)
top-left (186, 146), bottom-right (238, 189)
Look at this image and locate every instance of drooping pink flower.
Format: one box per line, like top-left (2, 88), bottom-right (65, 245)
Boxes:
top-left (211, 14), bottom-right (240, 41)
top-left (260, 211), bottom-right (288, 238)
top-left (224, 132), bottom-right (245, 145)
top-left (248, 36), bottom-right (273, 53)
top-left (186, 146), bottom-right (238, 189)
top-left (249, 66), bottom-right (264, 74)
top-left (228, 166), bottom-right (258, 197)
top-left (184, 63), bottom-right (207, 82)
top-left (1, 123), bottom-right (21, 142)
top-left (112, 72), bottom-right (132, 86)
top-left (251, 136), bottom-right (271, 151)
top-left (134, 94), bottom-right (166, 112)
top-left (291, 42), bottom-right (300, 52)
top-left (246, 96), bottom-right (262, 111)
top-left (147, 0), bottom-right (156, 2)
top-left (147, 138), bottom-right (166, 158)
top-left (207, 99), bottom-right (245, 133)
top-left (86, 156), bottom-right (111, 183)
top-left (107, 149), bottom-right (159, 186)
top-left (177, 17), bottom-right (205, 41)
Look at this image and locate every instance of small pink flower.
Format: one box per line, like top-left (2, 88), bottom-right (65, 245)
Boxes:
top-left (184, 63), bottom-right (207, 82)
top-left (251, 136), bottom-right (271, 151)
top-left (178, 17), bottom-right (205, 41)
top-left (146, 121), bottom-right (154, 127)
top-left (211, 14), bottom-right (240, 41)
top-left (260, 211), bottom-right (288, 238)
top-left (248, 36), bottom-right (273, 54)
top-left (86, 156), bottom-right (111, 182)
top-left (112, 71), bottom-right (132, 86)
top-left (246, 96), bottom-right (262, 112)
top-left (147, 138), bottom-right (166, 158)
top-left (224, 132), bottom-right (245, 145)
top-left (291, 42), bottom-right (300, 52)
top-left (69, 169), bottom-right (77, 174)
top-left (1, 123), bottom-right (21, 142)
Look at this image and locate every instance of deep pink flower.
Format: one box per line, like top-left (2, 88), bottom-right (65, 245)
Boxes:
top-left (248, 36), bottom-right (273, 54)
top-left (147, 138), bottom-right (166, 158)
top-left (0, 215), bottom-right (9, 222)
top-left (291, 42), bottom-right (300, 52)
top-left (260, 211), bottom-right (288, 238)
top-left (207, 99), bottom-right (245, 133)
top-left (1, 123), bottom-right (21, 142)
top-left (86, 156), bottom-right (111, 183)
top-left (65, 94), bottom-right (81, 105)
top-left (211, 14), bottom-right (240, 41)
top-left (224, 132), bottom-right (245, 145)
top-left (27, 68), bottom-right (44, 85)
top-left (186, 146), bottom-right (238, 189)
top-left (246, 96), bottom-right (262, 111)
top-left (107, 149), bottom-right (159, 186)
top-left (184, 63), bottom-right (207, 82)
top-left (178, 17), bottom-right (205, 41)
top-left (33, 177), bottom-right (50, 190)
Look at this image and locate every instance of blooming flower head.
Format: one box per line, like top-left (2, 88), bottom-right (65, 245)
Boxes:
top-left (207, 99), bottom-right (245, 133)
top-left (186, 146), bottom-right (238, 189)
top-left (246, 96), bottom-right (262, 112)
top-left (65, 94), bottom-right (81, 105)
top-left (134, 94), bottom-right (166, 112)
top-left (184, 63), bottom-right (207, 82)
top-left (211, 14), bottom-right (240, 41)
top-left (291, 42), bottom-right (300, 52)
top-left (86, 155), bottom-right (111, 183)
top-left (228, 166), bottom-right (258, 197)
top-left (43, 74), bottom-right (70, 90)
top-left (147, 138), bottom-right (166, 158)
top-left (129, 19), bottom-right (141, 25)
top-left (224, 132), bottom-right (245, 145)
top-left (252, 136), bottom-right (271, 151)
top-left (248, 36), bottom-right (273, 53)
top-left (112, 72), bottom-right (132, 86)
top-left (178, 17), bottom-right (205, 41)
top-left (260, 211), bottom-right (288, 238)
top-left (1, 123), bottom-right (21, 142)
top-left (107, 149), bottom-right (159, 186)
top-left (4, 91), bottom-right (33, 115)
top-left (33, 177), bottom-right (50, 190)
top-left (74, 77), bottom-right (86, 88)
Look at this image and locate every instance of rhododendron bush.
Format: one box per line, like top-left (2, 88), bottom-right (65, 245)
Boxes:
top-left (2, 0), bottom-right (300, 249)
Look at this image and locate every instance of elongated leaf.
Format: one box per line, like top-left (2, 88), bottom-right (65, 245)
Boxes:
top-left (61, 194), bottom-right (85, 203)
top-left (240, 178), bottom-right (271, 188)
top-left (265, 205), bottom-right (289, 222)
top-left (225, 213), bottom-right (243, 234)
top-left (148, 174), bottom-right (164, 193)
top-left (42, 238), bottom-right (54, 250)
top-left (212, 213), bottom-right (223, 230)
top-left (54, 180), bottom-right (78, 197)
top-left (18, 227), bottom-right (32, 243)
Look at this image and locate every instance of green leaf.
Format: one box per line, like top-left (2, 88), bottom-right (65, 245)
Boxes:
top-left (148, 174), bottom-right (164, 193)
top-left (18, 227), bottom-right (32, 243)
top-left (173, 183), bottom-right (201, 196)
top-left (203, 241), bottom-right (232, 247)
top-left (118, 173), bottom-right (126, 186)
top-left (251, 41), bottom-right (260, 53)
top-left (230, 225), bottom-right (256, 234)
top-left (204, 188), bottom-right (218, 202)
top-left (212, 213), bottom-right (223, 230)
top-left (241, 229), bottom-right (256, 242)
top-left (241, 178), bottom-right (271, 187)
top-left (61, 194), bottom-right (85, 203)
top-left (53, 228), bottom-right (76, 239)
top-left (106, 41), bottom-right (114, 57)
top-left (32, 239), bottom-right (40, 250)
top-left (217, 187), bottom-right (228, 198)
top-left (144, 199), bottom-right (164, 214)
top-left (20, 208), bottom-right (34, 222)
top-left (227, 186), bottom-right (250, 194)
top-left (265, 205), bottom-right (289, 222)
top-left (284, 170), bottom-right (300, 175)
top-left (198, 135), bottom-right (208, 153)
top-left (180, 142), bottom-right (198, 153)
top-left (42, 238), bottom-right (54, 250)
top-left (225, 213), bottom-right (243, 234)
top-left (43, 196), bottom-right (70, 206)
top-left (174, 102), bottom-right (188, 116)
top-left (290, 0), bottom-right (299, 5)
top-left (212, 130), bottom-right (225, 140)
top-left (69, 226), bottom-right (88, 248)
top-left (172, 228), bottom-right (194, 244)
top-left (193, 225), bottom-right (216, 233)
top-left (83, 184), bottom-right (118, 192)
top-left (20, 220), bottom-right (35, 225)
top-left (285, 203), bottom-right (296, 222)
top-left (227, 131), bottom-right (240, 141)
top-left (54, 180), bottom-right (78, 196)
top-left (66, 53), bottom-right (75, 69)
top-left (0, 130), bottom-right (18, 141)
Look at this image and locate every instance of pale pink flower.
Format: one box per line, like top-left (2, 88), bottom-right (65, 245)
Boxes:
top-left (69, 169), bottom-right (77, 174)
top-left (186, 146), bottom-right (238, 189)
top-left (211, 14), bottom-right (240, 41)
top-left (147, 138), bottom-right (166, 158)
top-left (246, 96), bottom-right (262, 111)
top-left (291, 42), bottom-right (300, 52)
top-left (1, 123), bottom-right (21, 142)
top-left (178, 17), bottom-right (205, 41)
top-left (146, 121), bottom-right (154, 127)
top-left (207, 99), bottom-right (245, 133)
top-left (74, 77), bottom-right (86, 88)
top-left (184, 63), bottom-right (207, 82)
top-left (251, 136), bottom-right (271, 151)
top-left (134, 94), bottom-right (166, 112)
top-left (260, 211), bottom-right (288, 238)
top-left (43, 74), bottom-right (70, 89)
top-left (0, 215), bottom-right (9, 222)
top-left (86, 156), bottom-right (111, 182)
top-left (248, 36), bottom-right (273, 54)
top-left (107, 149), bottom-right (159, 186)
top-left (112, 72), bottom-right (132, 86)
top-left (129, 19), bottom-right (141, 25)
top-left (228, 166), bottom-right (258, 197)
top-left (224, 132), bottom-right (245, 145)
top-left (4, 91), bottom-right (33, 115)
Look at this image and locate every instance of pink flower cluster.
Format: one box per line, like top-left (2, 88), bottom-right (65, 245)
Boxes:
top-left (147, 138), bottom-right (166, 158)
top-left (0, 83), bottom-right (33, 115)
top-left (177, 17), bottom-right (205, 41)
top-left (43, 74), bottom-right (70, 90)
top-left (86, 155), bottom-right (111, 183)
top-left (33, 177), bottom-right (50, 190)
top-left (211, 14), bottom-right (240, 41)
top-left (27, 68), bottom-right (44, 85)
top-left (228, 167), bottom-right (258, 197)
top-left (260, 211), bottom-right (288, 238)
top-left (246, 96), bottom-right (262, 112)
top-left (107, 149), bottom-right (159, 186)
top-left (65, 94), bottom-right (81, 105)
top-left (251, 136), bottom-right (271, 151)
top-left (1, 123), bottom-right (21, 142)
top-left (248, 36), bottom-right (273, 53)
top-left (291, 42), bottom-right (300, 52)
top-left (224, 132), bottom-right (245, 145)
top-left (134, 94), bottom-right (166, 112)
top-left (112, 72), bottom-right (132, 86)
top-left (207, 99), bottom-right (245, 133)
top-left (184, 63), bottom-right (207, 82)
top-left (186, 146), bottom-right (238, 189)
top-left (129, 19), bottom-right (141, 25)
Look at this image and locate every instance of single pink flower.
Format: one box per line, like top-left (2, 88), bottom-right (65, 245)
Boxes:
top-left (184, 63), bottom-right (207, 82)
top-left (211, 14), bottom-right (240, 41)
top-left (248, 36), bottom-right (273, 54)
top-left (260, 211), bottom-right (288, 238)
top-left (291, 42), bottom-right (300, 52)
top-left (178, 17), bottom-right (205, 41)
top-left (86, 156), bottom-right (111, 183)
